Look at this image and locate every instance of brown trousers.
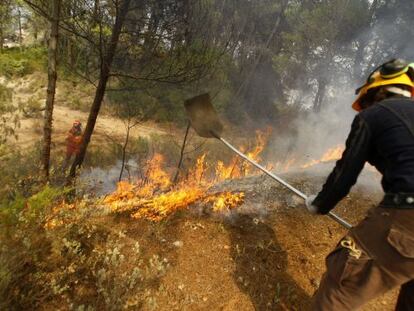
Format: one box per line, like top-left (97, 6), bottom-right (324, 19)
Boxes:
top-left (311, 207), bottom-right (414, 310)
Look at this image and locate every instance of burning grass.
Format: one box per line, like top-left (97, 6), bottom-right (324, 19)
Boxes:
top-left (104, 129), bottom-right (345, 222)
top-left (104, 153), bottom-right (247, 221)
top-left (301, 145), bottom-right (344, 169)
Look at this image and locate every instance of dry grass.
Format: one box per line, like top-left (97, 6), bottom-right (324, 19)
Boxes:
top-left (0, 168), bottom-right (398, 310)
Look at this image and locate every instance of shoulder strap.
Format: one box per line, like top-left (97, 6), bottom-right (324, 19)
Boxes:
top-left (378, 102), bottom-right (414, 139)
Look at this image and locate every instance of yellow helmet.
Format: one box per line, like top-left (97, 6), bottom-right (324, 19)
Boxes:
top-left (353, 59), bottom-right (414, 111)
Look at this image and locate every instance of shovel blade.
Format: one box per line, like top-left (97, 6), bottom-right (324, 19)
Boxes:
top-left (184, 93), bottom-right (223, 138)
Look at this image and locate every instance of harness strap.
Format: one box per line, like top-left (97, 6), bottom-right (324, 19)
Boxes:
top-left (378, 102), bottom-right (414, 139)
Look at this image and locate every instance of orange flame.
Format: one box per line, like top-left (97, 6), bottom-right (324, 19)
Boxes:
top-left (46, 128), bottom-right (348, 227)
top-left (207, 192), bottom-right (245, 212)
top-left (104, 129), bottom-right (272, 221)
top-left (104, 127), bottom-right (346, 222)
top-left (301, 145), bottom-right (344, 169)
top-left (215, 127), bottom-right (272, 179)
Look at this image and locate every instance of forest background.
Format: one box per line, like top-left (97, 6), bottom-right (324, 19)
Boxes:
top-left (0, 0), bottom-right (413, 309)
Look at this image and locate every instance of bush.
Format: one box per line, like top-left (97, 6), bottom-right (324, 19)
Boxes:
top-left (0, 186), bottom-right (68, 226)
top-left (0, 195), bottom-right (170, 310)
top-left (0, 57), bottom-right (30, 77)
top-left (0, 186), bottom-right (70, 309)
top-left (49, 220), bottom-right (169, 309)
top-left (0, 146), bottom-right (42, 201)
top-left (0, 47), bottom-right (46, 78)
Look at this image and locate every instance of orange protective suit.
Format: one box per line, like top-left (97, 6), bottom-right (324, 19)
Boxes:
top-left (66, 129), bottom-right (82, 156)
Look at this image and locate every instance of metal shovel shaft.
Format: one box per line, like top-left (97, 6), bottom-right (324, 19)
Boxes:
top-left (219, 137), bottom-right (352, 230)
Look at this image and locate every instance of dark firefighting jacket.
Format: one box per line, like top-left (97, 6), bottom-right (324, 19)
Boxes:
top-left (313, 97), bottom-right (414, 214)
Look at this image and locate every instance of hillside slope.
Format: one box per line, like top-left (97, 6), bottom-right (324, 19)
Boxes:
top-left (34, 167), bottom-right (395, 311)
top-left (124, 170), bottom-right (394, 310)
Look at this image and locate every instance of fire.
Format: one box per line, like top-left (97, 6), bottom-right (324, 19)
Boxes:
top-left (301, 145), bottom-right (344, 169)
top-left (215, 128), bottom-right (272, 180)
top-left (245, 128), bottom-right (271, 165)
top-left (104, 181), bottom-right (136, 203)
top-left (104, 129), bottom-right (273, 221)
top-left (44, 201), bottom-right (81, 230)
top-left (207, 192), bottom-right (245, 212)
top-left (241, 128), bottom-right (270, 175)
top-left (321, 146), bottom-right (344, 162)
top-left (44, 127), bottom-right (346, 227)
top-left (273, 157), bottom-right (298, 173)
top-left (131, 188), bottom-right (205, 221)
top-left (104, 151), bottom-right (249, 221)
top-left (215, 159), bottom-right (236, 181)
top-left (104, 127), bottom-right (345, 222)
top-left (137, 154), bottom-right (171, 197)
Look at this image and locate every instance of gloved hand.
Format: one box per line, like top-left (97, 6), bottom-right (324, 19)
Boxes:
top-left (305, 195), bottom-right (318, 215)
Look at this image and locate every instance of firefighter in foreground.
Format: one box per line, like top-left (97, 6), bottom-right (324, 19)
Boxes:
top-left (306, 59), bottom-right (414, 310)
top-left (62, 120), bottom-right (83, 172)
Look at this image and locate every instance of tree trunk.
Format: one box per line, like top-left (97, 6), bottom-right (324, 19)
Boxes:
top-left (173, 122), bottom-right (190, 183)
top-left (0, 28), bottom-right (3, 52)
top-left (183, 0), bottom-right (192, 45)
top-left (69, 0), bottom-right (131, 179)
top-left (18, 8), bottom-right (23, 50)
top-left (313, 77), bottom-right (327, 113)
top-left (119, 120), bottom-right (131, 182)
top-left (42, 0), bottom-right (61, 182)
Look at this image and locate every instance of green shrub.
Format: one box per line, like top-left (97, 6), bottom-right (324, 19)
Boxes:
top-left (0, 57), bottom-right (30, 77)
top-left (0, 186), bottom-right (65, 309)
top-left (27, 186), bottom-right (69, 219)
top-left (0, 196), bottom-right (170, 310)
top-left (152, 107), bottom-right (171, 123)
top-left (0, 83), bottom-right (19, 145)
top-left (49, 221), bottom-right (169, 309)
top-left (0, 185), bottom-right (71, 309)
top-left (0, 47), bottom-right (46, 77)
top-left (0, 194), bottom-right (26, 226)
top-left (0, 147), bottom-right (42, 201)
top-left (0, 186), bottom-right (68, 226)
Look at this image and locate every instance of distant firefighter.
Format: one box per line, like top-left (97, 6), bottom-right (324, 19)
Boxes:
top-left (62, 120), bottom-right (83, 171)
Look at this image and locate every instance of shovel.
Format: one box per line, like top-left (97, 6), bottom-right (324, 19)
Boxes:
top-left (184, 93), bottom-right (352, 229)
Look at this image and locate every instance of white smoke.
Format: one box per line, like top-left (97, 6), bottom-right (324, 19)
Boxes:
top-left (267, 77), bottom-right (382, 193)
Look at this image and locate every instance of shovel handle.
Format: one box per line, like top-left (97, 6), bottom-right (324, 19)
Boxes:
top-left (219, 137), bottom-right (352, 230)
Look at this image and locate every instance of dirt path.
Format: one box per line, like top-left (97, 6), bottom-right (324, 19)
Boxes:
top-left (3, 74), bottom-right (170, 150)
top-left (15, 105), bottom-right (168, 146)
